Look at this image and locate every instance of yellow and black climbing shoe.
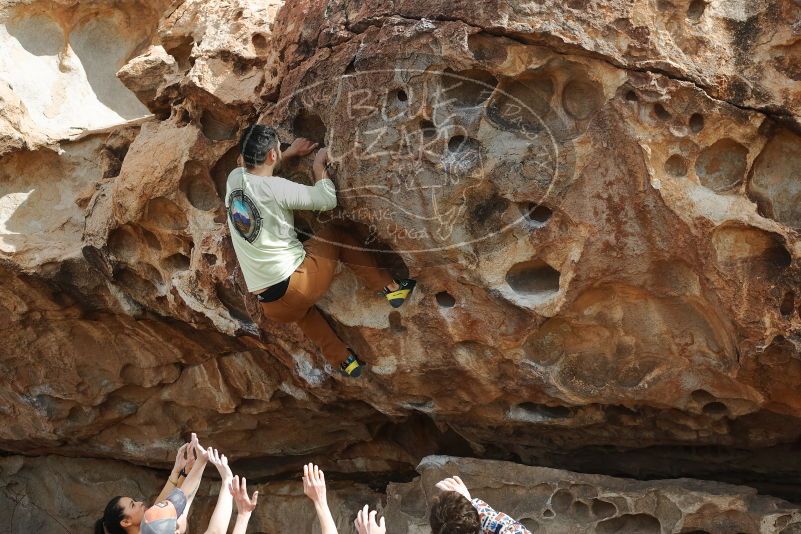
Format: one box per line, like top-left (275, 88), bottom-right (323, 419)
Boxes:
top-left (340, 353), bottom-right (366, 377)
top-left (383, 278), bottom-right (416, 308)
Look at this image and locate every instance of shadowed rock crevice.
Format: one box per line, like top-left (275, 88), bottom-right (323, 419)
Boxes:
top-left (505, 260), bottom-right (560, 297)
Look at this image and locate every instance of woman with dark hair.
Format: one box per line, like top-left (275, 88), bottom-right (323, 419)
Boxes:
top-left (226, 124), bottom-right (416, 378)
top-left (95, 434), bottom-right (209, 534)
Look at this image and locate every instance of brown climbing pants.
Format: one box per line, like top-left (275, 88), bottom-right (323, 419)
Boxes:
top-left (259, 225), bottom-right (394, 366)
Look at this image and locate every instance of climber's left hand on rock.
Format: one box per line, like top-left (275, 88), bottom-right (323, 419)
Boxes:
top-left (286, 137), bottom-right (319, 159)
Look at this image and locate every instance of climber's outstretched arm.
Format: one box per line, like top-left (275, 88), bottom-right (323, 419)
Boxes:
top-left (154, 441), bottom-right (194, 503)
top-left (203, 448), bottom-right (235, 534)
top-left (230, 475), bottom-right (259, 534)
top-left (179, 433), bottom-right (210, 520)
top-left (303, 463), bottom-right (338, 534)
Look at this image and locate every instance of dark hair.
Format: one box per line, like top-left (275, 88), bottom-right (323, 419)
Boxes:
top-left (429, 491), bottom-right (481, 534)
top-left (95, 496), bottom-right (126, 534)
top-left (239, 124), bottom-right (280, 168)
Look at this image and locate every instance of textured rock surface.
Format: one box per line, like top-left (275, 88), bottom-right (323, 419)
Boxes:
top-left (0, 454), bottom-right (382, 534)
top-left (2, 0), bottom-right (801, 527)
top-left (5, 454), bottom-right (801, 534)
top-left (386, 456), bottom-right (801, 534)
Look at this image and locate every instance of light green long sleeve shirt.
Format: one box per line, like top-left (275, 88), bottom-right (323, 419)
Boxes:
top-left (225, 166), bottom-right (337, 293)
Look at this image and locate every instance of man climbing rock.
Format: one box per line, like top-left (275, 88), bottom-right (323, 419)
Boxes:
top-left (225, 124), bottom-right (416, 377)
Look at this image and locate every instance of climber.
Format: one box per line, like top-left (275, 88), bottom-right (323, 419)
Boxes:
top-left (429, 476), bottom-right (531, 534)
top-left (225, 123), bottom-right (416, 377)
top-left (94, 433), bottom-right (209, 534)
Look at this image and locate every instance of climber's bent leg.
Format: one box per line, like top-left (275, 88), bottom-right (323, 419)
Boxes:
top-left (296, 306), bottom-right (365, 377)
top-left (307, 225), bottom-right (416, 307)
top-left (310, 225), bottom-right (395, 292)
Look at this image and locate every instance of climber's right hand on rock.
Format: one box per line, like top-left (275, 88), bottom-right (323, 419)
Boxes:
top-left (312, 148), bottom-right (329, 181)
top-left (435, 475), bottom-right (472, 501)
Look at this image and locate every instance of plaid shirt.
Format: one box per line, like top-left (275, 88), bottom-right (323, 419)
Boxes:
top-left (471, 498), bottom-right (531, 534)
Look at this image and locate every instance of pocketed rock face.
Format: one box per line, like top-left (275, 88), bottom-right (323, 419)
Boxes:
top-left (5, 454), bottom-right (801, 534)
top-left (3, 0), bottom-right (801, 528)
top-left (386, 456), bottom-right (801, 534)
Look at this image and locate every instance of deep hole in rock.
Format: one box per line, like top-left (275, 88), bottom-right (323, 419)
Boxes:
top-left (420, 119), bottom-right (437, 139)
top-left (139, 263), bottom-right (164, 287)
top-left (518, 402), bottom-right (573, 419)
top-left (571, 501), bottom-right (591, 521)
top-left (519, 517), bottom-right (540, 532)
top-left (505, 260), bottom-right (560, 296)
top-left (102, 140), bottom-right (132, 179)
top-left (691, 389), bottom-right (716, 404)
top-left (293, 110), bottom-right (327, 146)
top-left (763, 244), bottom-right (792, 270)
top-left (443, 68), bottom-right (498, 108)
top-left (703, 401), bottom-right (728, 415)
top-left (550, 489), bottom-right (574, 513)
top-left (448, 135), bottom-right (470, 153)
top-left (162, 253), bottom-right (190, 272)
top-left (141, 228), bottom-right (161, 251)
top-left (468, 189), bottom-right (509, 236)
top-left (780, 292), bottom-right (795, 317)
top-left (689, 113), bottom-right (705, 133)
top-left (492, 71), bottom-right (554, 121)
top-left (625, 90), bottom-right (639, 102)
top-left (117, 268), bottom-right (157, 297)
top-left (653, 103), bottom-right (671, 120)
top-left (542, 509), bottom-right (554, 519)
top-left (687, 0), bottom-right (706, 21)
top-left (665, 154), bottom-right (689, 177)
top-left (108, 225), bottom-right (138, 259)
top-left (467, 33), bottom-right (508, 63)
top-left (203, 253), bottom-right (217, 266)
top-left (695, 138), bottom-right (749, 192)
top-left (143, 197), bottom-right (188, 231)
top-left (174, 107), bottom-right (191, 127)
top-left (215, 283), bottom-right (251, 322)
top-left (562, 79), bottom-right (603, 120)
top-left (395, 88), bottom-right (408, 102)
top-left (164, 37), bottom-right (194, 71)
top-left (212, 146), bottom-right (241, 200)
top-left (180, 161), bottom-right (220, 211)
top-left (591, 499), bottom-right (617, 519)
top-left (336, 219), bottom-right (410, 280)
top-left (519, 203), bottom-right (553, 225)
top-left (435, 291), bottom-right (456, 308)
top-left (745, 129), bottom-right (801, 230)
top-left (200, 110), bottom-right (236, 141)
top-left (252, 33), bottom-right (267, 49)
top-left (597, 513), bottom-right (662, 534)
